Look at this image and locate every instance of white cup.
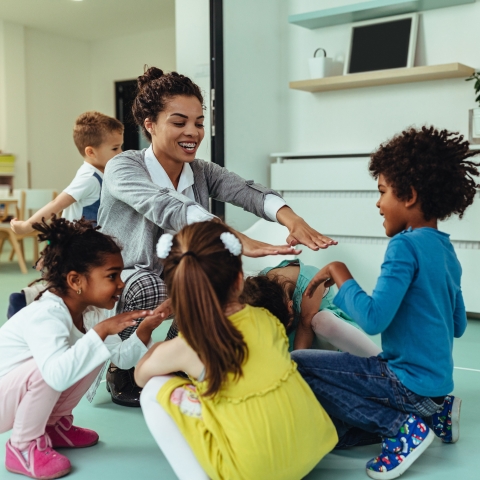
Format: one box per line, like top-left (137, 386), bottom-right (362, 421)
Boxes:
top-left (309, 56), bottom-right (332, 79)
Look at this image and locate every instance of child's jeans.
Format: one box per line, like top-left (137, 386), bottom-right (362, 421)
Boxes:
top-left (0, 358), bottom-right (102, 450)
top-left (291, 350), bottom-right (442, 447)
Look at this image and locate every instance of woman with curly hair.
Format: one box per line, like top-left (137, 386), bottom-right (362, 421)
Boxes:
top-left (98, 67), bottom-right (337, 406)
top-left (291, 126), bottom-right (480, 480)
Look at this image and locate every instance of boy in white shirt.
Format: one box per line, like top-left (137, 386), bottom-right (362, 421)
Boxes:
top-left (11, 111), bottom-right (124, 234)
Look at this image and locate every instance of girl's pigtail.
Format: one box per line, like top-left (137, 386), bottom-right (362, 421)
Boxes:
top-left (171, 255), bottom-right (247, 397)
top-left (163, 221), bottom-right (247, 397)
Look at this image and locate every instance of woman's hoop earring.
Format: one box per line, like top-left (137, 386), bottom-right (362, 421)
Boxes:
top-left (77, 288), bottom-right (82, 295)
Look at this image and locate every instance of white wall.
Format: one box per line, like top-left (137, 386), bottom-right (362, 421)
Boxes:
top-left (0, 20), bottom-right (176, 193)
top-left (0, 21), bottom-right (29, 188)
top-left (91, 27), bottom-right (177, 118)
top-left (223, 0), bottom-right (289, 231)
top-left (175, 0), bottom-right (211, 165)
top-left (285, 0), bottom-right (480, 152)
top-left (25, 28), bottom-right (92, 190)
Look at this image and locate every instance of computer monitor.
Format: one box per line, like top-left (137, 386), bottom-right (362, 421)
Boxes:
top-left (344, 13), bottom-right (419, 75)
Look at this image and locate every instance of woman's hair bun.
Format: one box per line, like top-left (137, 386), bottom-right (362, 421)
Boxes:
top-left (138, 66), bottom-right (164, 89)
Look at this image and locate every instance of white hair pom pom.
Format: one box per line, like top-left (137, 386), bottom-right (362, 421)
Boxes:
top-left (220, 232), bottom-right (242, 256)
top-left (156, 233), bottom-right (174, 259)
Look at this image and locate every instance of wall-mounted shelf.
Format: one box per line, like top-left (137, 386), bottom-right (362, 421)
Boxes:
top-left (290, 63), bottom-right (475, 93)
top-left (289, 0), bottom-right (475, 29)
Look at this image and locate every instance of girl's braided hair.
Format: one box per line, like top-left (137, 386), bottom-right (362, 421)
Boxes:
top-left (132, 66), bottom-right (204, 142)
top-left (369, 126), bottom-right (480, 220)
top-left (32, 215), bottom-right (121, 297)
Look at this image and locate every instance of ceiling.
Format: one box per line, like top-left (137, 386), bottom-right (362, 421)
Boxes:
top-left (0, 0), bottom-right (175, 41)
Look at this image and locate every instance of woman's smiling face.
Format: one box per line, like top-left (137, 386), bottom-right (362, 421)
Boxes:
top-left (146, 95), bottom-right (205, 165)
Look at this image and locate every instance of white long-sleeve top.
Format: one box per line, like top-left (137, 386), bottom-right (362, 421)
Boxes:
top-left (0, 291), bottom-right (149, 392)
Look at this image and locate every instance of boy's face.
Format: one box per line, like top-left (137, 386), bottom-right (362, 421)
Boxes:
top-left (376, 174), bottom-right (411, 237)
top-left (87, 130), bottom-right (124, 171)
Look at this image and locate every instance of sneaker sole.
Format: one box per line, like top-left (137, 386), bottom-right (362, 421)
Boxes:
top-left (6, 465), bottom-right (71, 479)
top-left (445, 396), bottom-right (461, 444)
top-left (52, 438), bottom-right (99, 449)
top-left (366, 429), bottom-right (435, 480)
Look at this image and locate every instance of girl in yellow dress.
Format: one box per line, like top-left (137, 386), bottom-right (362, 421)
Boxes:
top-left (135, 221), bottom-right (337, 480)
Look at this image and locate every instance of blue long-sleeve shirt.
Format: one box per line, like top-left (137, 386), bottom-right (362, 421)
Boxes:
top-left (334, 227), bottom-right (467, 397)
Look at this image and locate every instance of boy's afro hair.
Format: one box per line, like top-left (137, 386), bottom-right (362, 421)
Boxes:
top-left (369, 126), bottom-right (480, 220)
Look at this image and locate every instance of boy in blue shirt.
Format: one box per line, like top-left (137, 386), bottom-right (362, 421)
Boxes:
top-left (292, 126), bottom-right (479, 479)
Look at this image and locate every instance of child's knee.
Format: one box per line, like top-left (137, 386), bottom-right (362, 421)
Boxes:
top-left (140, 376), bottom-right (172, 408)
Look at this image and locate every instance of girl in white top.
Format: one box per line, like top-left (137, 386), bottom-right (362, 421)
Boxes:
top-left (0, 216), bottom-right (165, 480)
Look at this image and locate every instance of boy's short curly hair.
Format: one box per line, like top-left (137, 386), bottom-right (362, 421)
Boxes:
top-left (369, 126), bottom-right (480, 220)
top-left (73, 111), bottom-right (124, 156)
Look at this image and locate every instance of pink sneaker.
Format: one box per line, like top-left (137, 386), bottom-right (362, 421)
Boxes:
top-left (5, 435), bottom-right (71, 479)
top-left (46, 417), bottom-right (99, 449)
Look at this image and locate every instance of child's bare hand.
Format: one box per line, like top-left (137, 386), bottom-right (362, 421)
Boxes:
top-left (305, 262), bottom-right (353, 297)
top-left (305, 266), bottom-right (334, 298)
top-left (137, 310), bottom-right (166, 332)
top-left (10, 219), bottom-right (32, 235)
top-left (135, 303), bottom-right (171, 346)
top-left (94, 310), bottom-right (153, 339)
top-left (152, 298), bottom-right (173, 319)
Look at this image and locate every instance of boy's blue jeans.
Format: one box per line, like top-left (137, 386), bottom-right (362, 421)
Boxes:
top-left (291, 350), bottom-right (442, 448)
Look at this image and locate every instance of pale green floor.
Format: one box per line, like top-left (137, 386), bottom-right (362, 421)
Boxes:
top-left (1, 241), bottom-right (479, 480)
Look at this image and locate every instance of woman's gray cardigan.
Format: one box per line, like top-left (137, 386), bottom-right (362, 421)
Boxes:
top-left (98, 149), bottom-right (283, 274)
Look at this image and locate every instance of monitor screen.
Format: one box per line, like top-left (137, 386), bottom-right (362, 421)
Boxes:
top-left (348, 17), bottom-right (413, 74)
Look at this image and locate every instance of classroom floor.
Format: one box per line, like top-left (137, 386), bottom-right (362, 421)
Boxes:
top-left (1, 242), bottom-right (479, 480)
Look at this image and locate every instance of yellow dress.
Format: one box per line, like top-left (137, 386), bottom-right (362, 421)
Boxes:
top-left (156, 305), bottom-right (337, 480)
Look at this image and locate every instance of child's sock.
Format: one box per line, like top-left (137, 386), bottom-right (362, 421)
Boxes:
top-left (311, 310), bottom-right (382, 357)
top-left (21, 450), bottom-right (29, 462)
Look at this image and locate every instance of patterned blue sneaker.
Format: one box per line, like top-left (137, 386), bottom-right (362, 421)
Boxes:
top-left (366, 414), bottom-right (435, 479)
top-left (431, 395), bottom-right (461, 443)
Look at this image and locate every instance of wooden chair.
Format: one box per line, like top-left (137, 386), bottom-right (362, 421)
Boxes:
top-left (0, 189), bottom-right (57, 273)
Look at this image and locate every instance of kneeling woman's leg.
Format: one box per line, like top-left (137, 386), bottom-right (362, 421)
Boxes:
top-left (108, 271), bottom-right (176, 406)
top-left (118, 271), bottom-right (170, 340)
top-left (140, 377), bottom-right (208, 480)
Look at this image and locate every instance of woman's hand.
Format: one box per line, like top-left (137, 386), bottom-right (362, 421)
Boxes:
top-left (305, 262), bottom-right (353, 298)
top-left (10, 219), bottom-right (33, 235)
top-left (276, 206), bottom-right (337, 250)
top-left (93, 310), bottom-right (154, 341)
top-left (235, 231), bottom-right (302, 258)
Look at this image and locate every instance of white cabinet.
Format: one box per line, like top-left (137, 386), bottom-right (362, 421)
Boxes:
top-left (271, 151), bottom-right (480, 314)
